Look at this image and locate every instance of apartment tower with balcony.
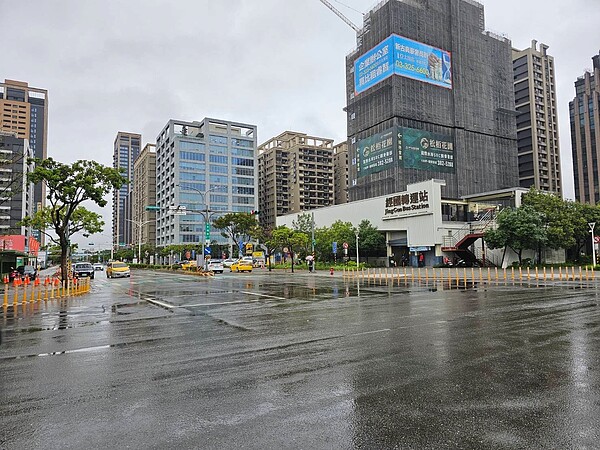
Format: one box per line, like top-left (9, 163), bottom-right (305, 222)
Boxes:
top-left (0, 79), bottom-right (48, 241)
top-left (333, 141), bottom-right (349, 205)
top-left (571, 52), bottom-right (600, 204)
top-left (512, 41), bottom-right (561, 194)
top-left (258, 132), bottom-right (334, 229)
top-left (132, 143), bottom-right (157, 250)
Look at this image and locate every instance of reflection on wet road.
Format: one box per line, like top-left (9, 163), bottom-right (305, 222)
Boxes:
top-left (1, 269), bottom-right (599, 449)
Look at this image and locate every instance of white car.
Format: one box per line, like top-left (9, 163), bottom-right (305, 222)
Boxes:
top-left (93, 263), bottom-right (104, 271)
top-left (207, 259), bottom-right (224, 274)
top-left (222, 258), bottom-right (236, 268)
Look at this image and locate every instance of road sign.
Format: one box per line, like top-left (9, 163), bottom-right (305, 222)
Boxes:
top-left (205, 222), bottom-right (211, 241)
top-left (343, 242), bottom-right (349, 249)
top-left (332, 242), bottom-right (337, 253)
top-left (145, 205), bottom-right (160, 211)
top-left (204, 246), bottom-right (211, 255)
top-left (169, 205), bottom-right (186, 216)
top-left (595, 236), bottom-right (600, 244)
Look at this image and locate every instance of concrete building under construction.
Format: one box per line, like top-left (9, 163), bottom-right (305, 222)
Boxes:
top-left (345, 0), bottom-right (519, 201)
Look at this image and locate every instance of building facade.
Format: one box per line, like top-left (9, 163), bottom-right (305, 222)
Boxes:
top-left (132, 143), bottom-right (157, 252)
top-left (345, 0), bottom-right (518, 202)
top-left (333, 141), bottom-right (349, 205)
top-left (258, 132), bottom-right (334, 229)
top-left (0, 133), bottom-right (35, 237)
top-left (0, 79), bottom-right (48, 241)
top-left (155, 118), bottom-right (257, 247)
top-left (112, 132), bottom-right (141, 249)
top-left (512, 41), bottom-right (561, 194)
top-left (570, 52), bottom-right (600, 205)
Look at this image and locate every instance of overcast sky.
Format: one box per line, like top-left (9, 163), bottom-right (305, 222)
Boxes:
top-left (2, 0), bottom-right (599, 249)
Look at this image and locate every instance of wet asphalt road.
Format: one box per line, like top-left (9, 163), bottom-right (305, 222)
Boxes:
top-left (1, 268), bottom-right (600, 449)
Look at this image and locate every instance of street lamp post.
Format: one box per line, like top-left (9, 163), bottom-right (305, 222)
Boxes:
top-left (589, 222), bottom-right (596, 268)
top-left (126, 218), bottom-right (155, 264)
top-left (354, 229), bottom-right (360, 267)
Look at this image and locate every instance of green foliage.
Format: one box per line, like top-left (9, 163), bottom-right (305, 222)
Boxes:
top-left (213, 213), bottom-right (258, 253)
top-left (522, 189), bottom-right (575, 250)
top-left (484, 206), bottom-right (547, 263)
top-left (22, 158), bottom-right (126, 280)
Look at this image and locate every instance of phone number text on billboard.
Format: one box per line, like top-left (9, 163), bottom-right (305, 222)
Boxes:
top-left (354, 34), bottom-right (452, 95)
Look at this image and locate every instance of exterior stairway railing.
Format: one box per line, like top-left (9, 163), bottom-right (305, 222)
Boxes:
top-left (441, 209), bottom-right (499, 266)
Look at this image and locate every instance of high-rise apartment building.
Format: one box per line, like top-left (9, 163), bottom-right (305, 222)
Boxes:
top-left (333, 141), bottom-right (349, 205)
top-left (0, 133), bottom-right (35, 236)
top-left (132, 144), bottom-right (156, 251)
top-left (258, 132), bottom-right (334, 229)
top-left (155, 118), bottom-right (257, 247)
top-left (570, 53), bottom-right (600, 205)
top-left (113, 132), bottom-right (141, 248)
top-left (512, 41), bottom-right (561, 194)
top-left (0, 79), bottom-right (48, 240)
top-left (345, 0), bottom-right (518, 201)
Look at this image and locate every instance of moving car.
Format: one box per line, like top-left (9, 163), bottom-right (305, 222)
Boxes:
top-left (106, 261), bottom-right (130, 278)
top-left (230, 259), bottom-right (253, 273)
top-left (93, 263), bottom-right (104, 271)
top-left (73, 262), bottom-right (95, 279)
top-left (222, 258), bottom-right (236, 268)
top-left (207, 259), bottom-right (224, 274)
top-left (180, 260), bottom-right (197, 271)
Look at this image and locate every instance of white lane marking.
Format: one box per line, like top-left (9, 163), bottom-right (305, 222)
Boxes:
top-left (146, 298), bottom-right (176, 309)
top-left (240, 291), bottom-right (287, 300)
top-left (182, 300), bottom-right (260, 307)
top-left (352, 328), bottom-right (391, 336)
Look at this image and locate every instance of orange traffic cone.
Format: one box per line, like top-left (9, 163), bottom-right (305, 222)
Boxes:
top-left (44, 276), bottom-right (50, 286)
top-left (24, 275), bottom-right (30, 285)
top-left (34, 277), bottom-right (40, 286)
top-left (3, 274), bottom-right (8, 284)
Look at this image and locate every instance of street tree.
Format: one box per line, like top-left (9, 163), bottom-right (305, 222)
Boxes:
top-left (213, 212), bottom-right (259, 256)
top-left (268, 226), bottom-right (309, 273)
top-left (356, 219), bottom-right (386, 260)
top-left (21, 158), bottom-right (126, 280)
top-left (522, 189), bottom-right (576, 250)
top-left (484, 206), bottom-right (548, 264)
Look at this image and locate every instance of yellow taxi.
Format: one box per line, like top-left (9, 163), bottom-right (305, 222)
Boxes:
top-left (230, 259), bottom-right (253, 273)
top-left (106, 261), bottom-right (131, 278)
top-left (180, 260), bottom-right (197, 271)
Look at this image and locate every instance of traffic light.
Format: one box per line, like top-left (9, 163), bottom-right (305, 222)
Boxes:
top-left (251, 210), bottom-right (260, 215)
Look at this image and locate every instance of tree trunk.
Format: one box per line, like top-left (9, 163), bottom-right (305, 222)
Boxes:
top-left (60, 245), bottom-right (69, 281)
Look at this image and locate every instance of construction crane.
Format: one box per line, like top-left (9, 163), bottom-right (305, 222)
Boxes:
top-left (318, 0), bottom-right (361, 33)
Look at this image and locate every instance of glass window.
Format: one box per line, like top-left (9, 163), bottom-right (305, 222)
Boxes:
top-left (232, 196), bottom-right (253, 204)
top-left (231, 157), bottom-right (254, 167)
top-left (179, 183), bottom-right (206, 192)
top-left (209, 175), bottom-right (229, 184)
top-left (180, 151), bottom-right (206, 161)
top-left (209, 135), bottom-right (228, 145)
top-left (180, 161), bottom-right (205, 171)
top-left (232, 167), bottom-right (254, 176)
top-left (180, 172), bottom-right (206, 181)
top-left (232, 186), bottom-right (254, 195)
top-left (231, 176), bottom-right (253, 186)
top-left (230, 148), bottom-right (254, 158)
top-left (210, 194), bottom-right (228, 203)
top-left (231, 138), bottom-right (254, 148)
top-left (209, 145), bottom-right (227, 155)
top-left (209, 164), bottom-right (228, 174)
top-left (180, 141), bottom-right (205, 151)
top-left (209, 155), bottom-right (228, 164)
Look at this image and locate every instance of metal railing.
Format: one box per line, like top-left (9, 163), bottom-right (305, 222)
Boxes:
top-left (442, 209), bottom-right (498, 248)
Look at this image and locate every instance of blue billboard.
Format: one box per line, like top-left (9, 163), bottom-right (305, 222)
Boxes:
top-left (354, 34), bottom-right (452, 94)
top-left (354, 35), bottom-right (395, 95)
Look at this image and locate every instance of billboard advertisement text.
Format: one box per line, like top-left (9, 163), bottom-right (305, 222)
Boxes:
top-left (357, 128), bottom-right (395, 177)
top-left (355, 34), bottom-right (452, 94)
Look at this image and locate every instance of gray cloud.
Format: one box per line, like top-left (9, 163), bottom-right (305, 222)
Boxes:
top-left (2, 0), bottom-right (597, 247)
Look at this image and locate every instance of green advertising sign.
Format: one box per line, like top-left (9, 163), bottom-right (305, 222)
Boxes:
top-left (357, 128), bottom-right (396, 177)
top-left (399, 127), bottom-right (454, 172)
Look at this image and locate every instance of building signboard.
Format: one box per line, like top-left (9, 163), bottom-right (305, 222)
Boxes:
top-left (383, 188), bottom-right (432, 220)
top-left (357, 128), bottom-right (395, 177)
top-left (357, 126), bottom-right (454, 177)
top-left (398, 127), bottom-right (454, 173)
top-left (354, 34), bottom-right (452, 95)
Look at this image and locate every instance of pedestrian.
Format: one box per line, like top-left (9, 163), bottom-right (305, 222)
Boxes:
top-left (401, 254), bottom-right (408, 267)
top-left (419, 253), bottom-right (424, 267)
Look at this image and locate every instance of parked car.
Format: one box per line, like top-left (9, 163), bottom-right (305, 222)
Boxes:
top-left (230, 259), bottom-right (253, 273)
top-left (222, 258), bottom-right (236, 268)
top-left (10, 265), bottom-right (37, 281)
top-left (73, 262), bottom-right (95, 279)
top-left (106, 261), bottom-right (130, 278)
top-left (207, 259), bottom-right (224, 274)
top-left (93, 263), bottom-right (104, 271)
